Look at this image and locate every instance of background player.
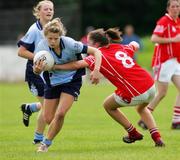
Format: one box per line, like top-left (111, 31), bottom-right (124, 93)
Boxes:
top-left (17, 0), bottom-right (54, 143)
top-left (138, 0), bottom-right (180, 130)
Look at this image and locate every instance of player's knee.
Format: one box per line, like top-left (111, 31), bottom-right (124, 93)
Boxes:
top-left (103, 101), bottom-right (108, 110)
top-left (103, 101), bottom-right (113, 112)
top-left (43, 113), bottom-right (53, 124)
top-left (54, 111), bottom-right (66, 121)
top-left (44, 117), bottom-right (53, 124)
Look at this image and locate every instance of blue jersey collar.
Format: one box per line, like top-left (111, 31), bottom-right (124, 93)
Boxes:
top-left (36, 20), bottom-right (43, 30)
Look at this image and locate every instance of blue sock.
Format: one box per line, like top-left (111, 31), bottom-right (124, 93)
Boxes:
top-left (29, 103), bottom-right (39, 113)
top-left (43, 138), bottom-right (52, 146)
top-left (34, 132), bottom-right (44, 141)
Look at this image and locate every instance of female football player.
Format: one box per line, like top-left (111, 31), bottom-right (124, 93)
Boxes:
top-left (33, 18), bottom-right (101, 152)
top-left (17, 0), bottom-right (54, 144)
top-left (138, 0), bottom-right (180, 130)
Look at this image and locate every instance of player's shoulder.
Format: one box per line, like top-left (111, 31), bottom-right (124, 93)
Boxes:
top-left (60, 36), bottom-right (73, 49)
top-left (27, 21), bottom-right (42, 33)
top-left (61, 36), bottom-right (75, 44)
top-left (60, 36), bottom-right (83, 50)
top-left (38, 38), bottom-right (48, 46)
top-left (157, 14), bottom-right (171, 24)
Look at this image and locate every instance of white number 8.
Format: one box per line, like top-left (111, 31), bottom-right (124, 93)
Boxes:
top-left (115, 51), bottom-right (135, 68)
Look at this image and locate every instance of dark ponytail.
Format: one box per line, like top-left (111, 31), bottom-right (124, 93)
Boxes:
top-left (105, 27), bottom-right (122, 43)
top-left (88, 27), bottom-right (122, 47)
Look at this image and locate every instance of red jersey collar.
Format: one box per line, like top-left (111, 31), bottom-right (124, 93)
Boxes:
top-left (165, 13), bottom-right (179, 23)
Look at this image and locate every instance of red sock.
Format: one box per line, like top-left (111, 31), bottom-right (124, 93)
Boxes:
top-left (172, 106), bottom-right (180, 124)
top-left (149, 127), bottom-right (161, 142)
top-left (126, 124), bottom-right (139, 136)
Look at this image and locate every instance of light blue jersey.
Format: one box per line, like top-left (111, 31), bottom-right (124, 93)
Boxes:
top-left (35, 36), bottom-right (87, 86)
top-left (18, 20), bottom-right (44, 54)
top-left (17, 20), bottom-right (45, 97)
top-left (17, 20), bottom-right (45, 82)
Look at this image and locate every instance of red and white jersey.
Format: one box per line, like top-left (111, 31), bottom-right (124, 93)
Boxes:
top-left (84, 44), bottom-right (154, 100)
top-left (152, 13), bottom-right (180, 67)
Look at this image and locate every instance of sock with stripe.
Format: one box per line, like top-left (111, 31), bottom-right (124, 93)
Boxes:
top-left (172, 106), bottom-right (180, 124)
top-left (126, 124), bottom-right (141, 137)
top-left (42, 138), bottom-right (52, 147)
top-left (29, 103), bottom-right (39, 113)
top-left (149, 127), bottom-right (161, 142)
top-left (34, 132), bottom-right (44, 142)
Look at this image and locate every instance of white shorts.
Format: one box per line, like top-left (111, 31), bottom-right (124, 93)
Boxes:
top-left (153, 58), bottom-right (180, 82)
top-left (113, 85), bottom-right (156, 106)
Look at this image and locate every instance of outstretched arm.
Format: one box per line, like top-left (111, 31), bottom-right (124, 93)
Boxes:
top-left (86, 46), bottom-right (102, 85)
top-left (87, 46), bottom-right (102, 71)
top-left (53, 60), bottom-right (89, 70)
top-left (53, 46), bottom-right (102, 72)
top-left (54, 46), bottom-right (102, 85)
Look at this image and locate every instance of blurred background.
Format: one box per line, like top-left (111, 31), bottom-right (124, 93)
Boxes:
top-left (0, 0), bottom-right (167, 82)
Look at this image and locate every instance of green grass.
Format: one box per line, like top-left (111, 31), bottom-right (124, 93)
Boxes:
top-left (136, 36), bottom-right (154, 71)
top-left (0, 82), bottom-right (180, 160)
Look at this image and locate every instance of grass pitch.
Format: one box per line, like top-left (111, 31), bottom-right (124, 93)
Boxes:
top-left (0, 82), bottom-right (180, 160)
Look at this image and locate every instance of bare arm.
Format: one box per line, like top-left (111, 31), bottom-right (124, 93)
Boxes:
top-left (18, 46), bottom-right (34, 60)
top-left (151, 34), bottom-right (180, 44)
top-left (87, 46), bottom-right (102, 71)
top-left (86, 46), bottom-right (102, 84)
top-left (53, 46), bottom-right (102, 72)
top-left (53, 60), bottom-right (89, 70)
top-left (33, 59), bottom-right (89, 75)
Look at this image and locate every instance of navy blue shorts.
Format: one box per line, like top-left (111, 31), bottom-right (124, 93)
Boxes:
top-left (44, 78), bottom-right (82, 100)
top-left (25, 61), bottom-right (44, 97)
top-left (27, 79), bottom-right (44, 97)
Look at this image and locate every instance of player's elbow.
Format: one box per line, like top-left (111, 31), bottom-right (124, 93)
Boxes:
top-left (17, 47), bottom-right (25, 57)
top-left (17, 50), bottom-right (23, 57)
top-left (151, 35), bottom-right (157, 43)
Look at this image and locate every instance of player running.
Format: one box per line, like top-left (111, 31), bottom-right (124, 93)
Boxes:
top-left (17, 0), bottom-right (54, 144)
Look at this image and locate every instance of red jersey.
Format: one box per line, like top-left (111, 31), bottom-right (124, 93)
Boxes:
top-left (84, 44), bottom-right (154, 100)
top-left (152, 13), bottom-right (180, 67)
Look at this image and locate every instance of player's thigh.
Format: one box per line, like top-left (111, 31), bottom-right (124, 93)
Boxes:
top-left (154, 59), bottom-right (176, 82)
top-left (136, 103), bottom-right (148, 112)
top-left (56, 92), bottom-right (75, 115)
top-left (103, 94), bottom-right (120, 109)
top-left (156, 81), bottom-right (169, 95)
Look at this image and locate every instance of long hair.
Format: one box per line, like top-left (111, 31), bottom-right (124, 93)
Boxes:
top-left (88, 28), bottom-right (122, 47)
top-left (44, 18), bottom-right (67, 37)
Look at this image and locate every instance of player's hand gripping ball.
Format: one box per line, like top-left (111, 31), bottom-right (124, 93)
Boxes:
top-left (34, 50), bottom-right (54, 71)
